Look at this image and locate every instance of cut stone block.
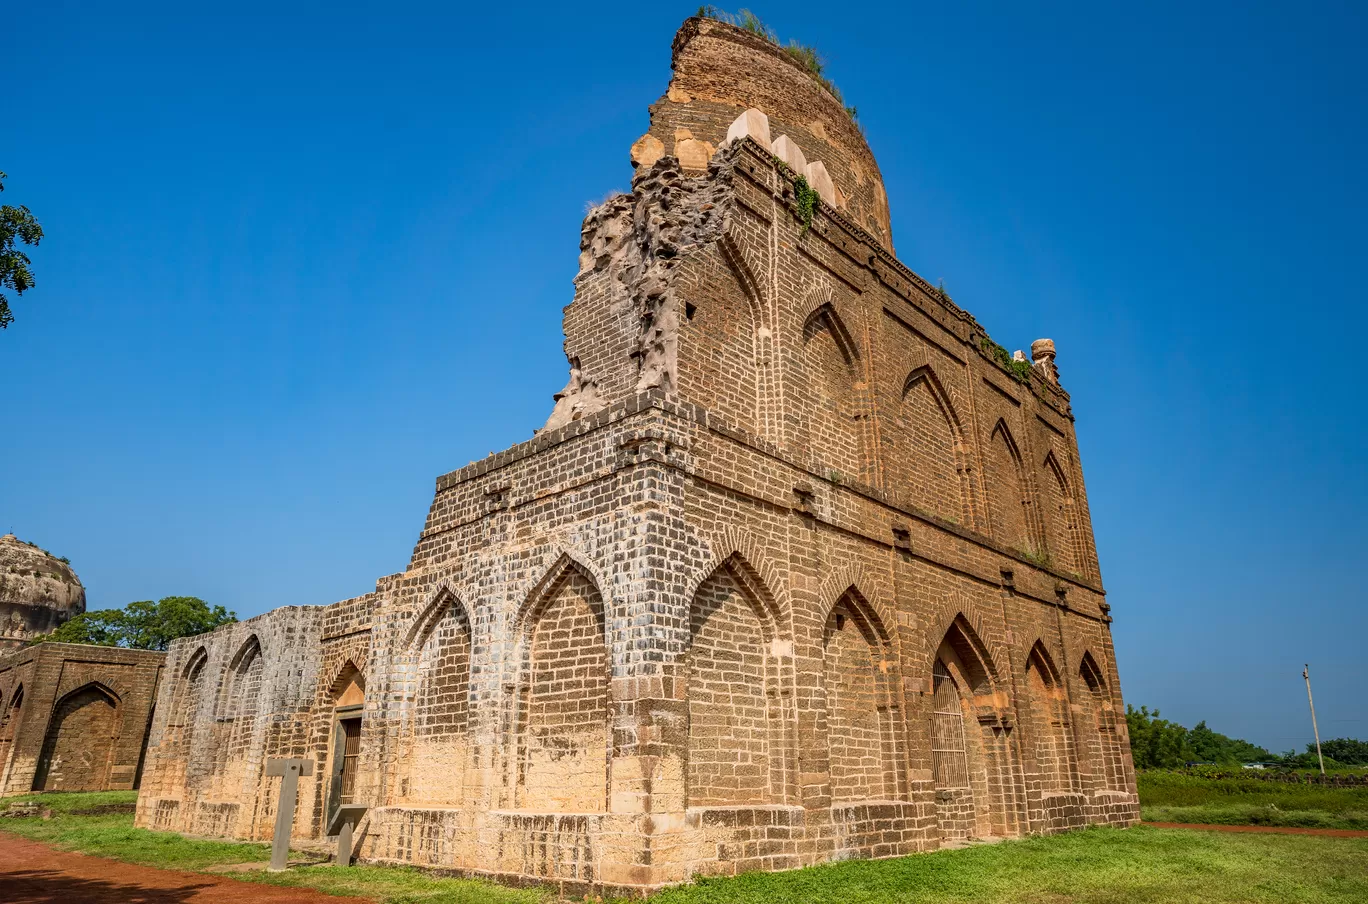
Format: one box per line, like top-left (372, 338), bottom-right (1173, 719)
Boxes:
top-left (772, 134), bottom-right (807, 174)
top-left (805, 160), bottom-right (836, 206)
top-left (724, 108), bottom-right (771, 150)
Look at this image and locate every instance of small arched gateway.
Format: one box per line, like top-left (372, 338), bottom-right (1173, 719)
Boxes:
top-left (34, 682), bottom-right (120, 791)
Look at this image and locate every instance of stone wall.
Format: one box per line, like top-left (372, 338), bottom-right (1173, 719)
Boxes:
top-left (134, 17), bottom-right (1137, 893)
top-left (633, 17), bottom-right (893, 249)
top-left (0, 643), bottom-right (163, 795)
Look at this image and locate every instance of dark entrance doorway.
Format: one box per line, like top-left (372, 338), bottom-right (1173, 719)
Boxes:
top-left (326, 664), bottom-right (365, 823)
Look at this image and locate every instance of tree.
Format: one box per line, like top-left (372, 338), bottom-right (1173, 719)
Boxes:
top-left (35, 596), bottom-right (236, 650)
top-left (1317, 738), bottom-right (1368, 766)
top-left (1126, 705), bottom-right (1192, 768)
top-left (0, 171), bottom-right (44, 330)
top-left (1187, 720), bottom-right (1275, 764)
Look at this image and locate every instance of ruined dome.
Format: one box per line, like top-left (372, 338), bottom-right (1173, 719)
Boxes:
top-left (631, 16), bottom-right (894, 249)
top-left (0, 533), bottom-right (86, 649)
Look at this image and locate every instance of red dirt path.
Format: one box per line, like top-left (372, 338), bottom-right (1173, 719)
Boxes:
top-left (0, 832), bottom-right (373, 904)
top-left (1146, 821), bottom-right (1368, 838)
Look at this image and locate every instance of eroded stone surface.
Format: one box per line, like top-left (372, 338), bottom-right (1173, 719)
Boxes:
top-left (0, 535), bottom-right (85, 651)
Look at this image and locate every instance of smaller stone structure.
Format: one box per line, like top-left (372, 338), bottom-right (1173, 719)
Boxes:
top-left (0, 642), bottom-right (164, 795)
top-left (0, 534), bottom-right (86, 650)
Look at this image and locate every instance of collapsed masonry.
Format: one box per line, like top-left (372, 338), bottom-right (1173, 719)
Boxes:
top-left (134, 16), bottom-right (1138, 892)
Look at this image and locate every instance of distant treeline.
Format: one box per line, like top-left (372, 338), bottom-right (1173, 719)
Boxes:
top-left (1127, 705), bottom-right (1368, 770)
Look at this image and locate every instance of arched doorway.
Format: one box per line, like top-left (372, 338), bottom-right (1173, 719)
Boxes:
top-left (34, 684), bottom-right (119, 791)
top-left (929, 617), bottom-right (1021, 840)
top-left (326, 664), bottom-right (365, 822)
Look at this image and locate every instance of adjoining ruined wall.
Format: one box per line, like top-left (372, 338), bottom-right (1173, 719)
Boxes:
top-left (136, 17), bottom-right (1135, 894)
top-left (0, 643), bottom-right (163, 795)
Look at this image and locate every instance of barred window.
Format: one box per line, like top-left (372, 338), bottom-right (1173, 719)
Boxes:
top-left (931, 659), bottom-right (971, 790)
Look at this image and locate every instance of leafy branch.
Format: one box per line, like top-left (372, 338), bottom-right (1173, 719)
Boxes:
top-left (0, 171), bottom-right (44, 330)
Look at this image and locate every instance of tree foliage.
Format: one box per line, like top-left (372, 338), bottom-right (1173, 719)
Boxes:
top-left (1186, 720), bottom-right (1276, 764)
top-left (1124, 705), bottom-right (1368, 769)
top-left (35, 596), bottom-right (236, 651)
top-left (1126, 705), bottom-right (1194, 768)
top-left (0, 171), bottom-right (44, 330)
top-left (1319, 738), bottom-right (1368, 766)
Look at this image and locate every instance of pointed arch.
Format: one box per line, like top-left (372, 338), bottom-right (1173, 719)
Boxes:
top-left (169, 647), bottom-right (208, 731)
top-left (181, 646), bottom-right (209, 681)
top-left (514, 551), bottom-right (608, 640)
top-left (903, 365), bottom-right (962, 427)
top-left (34, 682), bottom-right (120, 792)
top-left (922, 606), bottom-right (1006, 698)
top-left (802, 302), bottom-right (861, 369)
top-left (405, 583), bottom-right (471, 651)
top-left (691, 529), bottom-right (790, 633)
top-left (685, 550), bottom-right (788, 806)
top-left (814, 567), bottom-right (894, 644)
top-left (823, 584), bottom-right (904, 802)
top-left (801, 300), bottom-right (869, 480)
top-left (228, 634), bottom-right (262, 672)
top-left (514, 551), bottom-right (610, 812)
top-left (987, 418), bottom-right (1034, 553)
top-left (937, 616), bottom-right (997, 696)
top-left (929, 611), bottom-right (1022, 839)
top-left (718, 232), bottom-right (767, 315)
top-left (212, 634), bottom-right (266, 802)
top-left (219, 634), bottom-right (263, 722)
top-left (1024, 641), bottom-right (1075, 795)
top-left (0, 684), bottom-right (23, 784)
top-left (2, 683), bottom-right (24, 730)
top-left (1077, 650), bottom-right (1124, 791)
top-left (686, 234), bottom-right (769, 437)
top-left (799, 278), bottom-right (835, 324)
top-left (329, 659), bottom-right (365, 704)
top-left (1078, 650), bottom-right (1107, 692)
top-left (899, 365), bottom-right (972, 523)
top-left (686, 550), bottom-right (784, 646)
top-left (401, 584), bottom-right (475, 806)
top-left (1041, 450), bottom-right (1082, 576)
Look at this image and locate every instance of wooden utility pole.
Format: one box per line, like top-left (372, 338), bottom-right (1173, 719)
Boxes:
top-left (1303, 664), bottom-right (1325, 776)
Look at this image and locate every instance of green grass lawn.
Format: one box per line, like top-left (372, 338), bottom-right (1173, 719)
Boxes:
top-left (1138, 770), bottom-right (1368, 829)
top-left (3, 791), bottom-right (1367, 903)
top-left (638, 827), bottom-right (1368, 904)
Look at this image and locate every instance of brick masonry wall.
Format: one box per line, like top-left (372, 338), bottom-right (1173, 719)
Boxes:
top-left (640, 17), bottom-right (894, 248)
top-left (0, 643), bottom-right (163, 795)
top-left (134, 20), bottom-right (1137, 892)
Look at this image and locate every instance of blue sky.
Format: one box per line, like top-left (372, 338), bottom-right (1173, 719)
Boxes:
top-left (5, 1), bottom-right (1364, 753)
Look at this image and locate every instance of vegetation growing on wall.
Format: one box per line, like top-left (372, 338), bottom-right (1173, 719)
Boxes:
top-left (978, 336), bottom-right (1034, 383)
top-left (793, 175), bottom-right (820, 233)
top-left (698, 7), bottom-right (862, 125)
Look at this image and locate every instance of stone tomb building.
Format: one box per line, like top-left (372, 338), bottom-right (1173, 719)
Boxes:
top-left (0, 642), bottom-right (164, 795)
top-left (135, 16), bottom-right (1138, 892)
